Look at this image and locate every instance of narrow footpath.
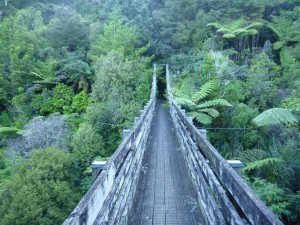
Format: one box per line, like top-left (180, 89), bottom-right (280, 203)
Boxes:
top-left (128, 101), bottom-right (205, 225)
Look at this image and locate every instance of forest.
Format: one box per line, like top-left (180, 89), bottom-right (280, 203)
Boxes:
top-left (0, 0), bottom-right (299, 224)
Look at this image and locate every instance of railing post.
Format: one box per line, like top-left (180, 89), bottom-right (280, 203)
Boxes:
top-left (123, 129), bottom-right (130, 139)
top-left (90, 161), bottom-right (106, 183)
top-left (134, 117), bottom-right (139, 126)
top-left (227, 160), bottom-right (243, 176)
top-left (198, 129), bottom-right (207, 139)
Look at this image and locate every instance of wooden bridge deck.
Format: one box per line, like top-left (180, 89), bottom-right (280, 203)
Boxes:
top-left (128, 101), bottom-right (205, 225)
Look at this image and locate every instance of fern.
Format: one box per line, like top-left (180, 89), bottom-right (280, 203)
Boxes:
top-left (244, 22), bottom-right (264, 29)
top-left (223, 33), bottom-right (236, 39)
top-left (0, 127), bottom-right (22, 135)
top-left (217, 27), bottom-right (230, 33)
top-left (192, 79), bottom-right (218, 103)
top-left (189, 111), bottom-right (213, 125)
top-left (173, 79), bottom-right (232, 125)
top-left (175, 97), bottom-right (195, 108)
top-left (206, 23), bottom-right (222, 29)
top-left (233, 28), bottom-right (248, 35)
top-left (199, 108), bottom-right (219, 118)
top-left (197, 99), bottom-right (232, 108)
top-left (236, 149), bottom-right (268, 164)
top-left (253, 108), bottom-right (299, 127)
top-left (243, 158), bottom-right (283, 172)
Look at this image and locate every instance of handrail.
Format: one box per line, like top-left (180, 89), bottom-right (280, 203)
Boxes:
top-left (166, 64), bottom-right (283, 225)
top-left (63, 65), bottom-right (157, 225)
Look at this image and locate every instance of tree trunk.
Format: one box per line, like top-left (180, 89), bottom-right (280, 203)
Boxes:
top-left (4, 0), bottom-right (8, 6)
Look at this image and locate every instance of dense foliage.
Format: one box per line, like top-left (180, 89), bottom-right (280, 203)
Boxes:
top-left (0, 0), bottom-right (299, 224)
top-left (0, 1), bottom-right (151, 224)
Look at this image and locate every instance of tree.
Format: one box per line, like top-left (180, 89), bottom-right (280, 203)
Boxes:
top-left (207, 18), bottom-right (264, 59)
top-left (0, 147), bottom-right (80, 225)
top-left (46, 7), bottom-right (89, 51)
top-left (71, 123), bottom-right (104, 168)
top-left (41, 84), bottom-right (74, 115)
top-left (0, 9), bottom-right (45, 91)
top-left (89, 7), bottom-right (142, 61)
top-left (7, 113), bottom-right (71, 157)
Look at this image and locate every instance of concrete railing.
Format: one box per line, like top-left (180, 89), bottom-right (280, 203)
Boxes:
top-left (166, 64), bottom-right (283, 225)
top-left (63, 66), bottom-right (157, 225)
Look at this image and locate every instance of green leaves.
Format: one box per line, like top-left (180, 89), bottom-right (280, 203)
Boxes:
top-left (243, 158), bottom-right (283, 172)
top-left (0, 127), bottom-right (21, 134)
top-left (174, 79), bottom-right (232, 125)
top-left (174, 97), bottom-right (195, 108)
top-left (41, 84), bottom-right (74, 115)
top-left (0, 148), bottom-right (80, 225)
top-left (253, 108), bottom-right (299, 127)
top-left (192, 79), bottom-right (218, 103)
top-left (89, 7), bottom-right (139, 61)
top-left (197, 99), bottom-right (232, 108)
top-left (236, 149), bottom-right (268, 164)
top-left (250, 178), bottom-right (291, 219)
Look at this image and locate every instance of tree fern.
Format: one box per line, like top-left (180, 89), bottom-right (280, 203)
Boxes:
top-left (191, 79), bottom-right (218, 103)
top-left (189, 111), bottom-right (213, 125)
top-left (236, 149), bottom-right (268, 164)
top-left (206, 22), bottom-right (222, 29)
top-left (253, 108), bottom-right (299, 127)
top-left (223, 33), bottom-right (236, 39)
top-left (175, 97), bottom-right (195, 108)
top-left (243, 158), bottom-right (283, 172)
top-left (173, 79), bottom-right (232, 125)
top-left (197, 99), bottom-right (232, 108)
top-left (199, 108), bottom-right (219, 118)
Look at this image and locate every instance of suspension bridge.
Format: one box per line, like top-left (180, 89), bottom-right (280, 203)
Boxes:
top-left (63, 65), bottom-right (283, 225)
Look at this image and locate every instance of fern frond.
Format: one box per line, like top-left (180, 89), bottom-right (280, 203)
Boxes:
top-left (216, 28), bottom-right (230, 33)
top-left (199, 108), bottom-right (219, 118)
top-left (243, 158), bottom-right (283, 172)
top-left (206, 23), bottom-right (222, 29)
top-left (175, 97), bottom-right (195, 108)
top-left (192, 79), bottom-right (218, 103)
top-left (247, 29), bottom-right (258, 35)
top-left (233, 28), bottom-right (248, 35)
top-left (236, 149), bottom-right (268, 164)
top-left (223, 33), bottom-right (236, 39)
top-left (181, 81), bottom-right (194, 97)
top-left (273, 41), bottom-right (285, 50)
top-left (244, 22), bottom-right (264, 29)
top-left (197, 99), bottom-right (232, 108)
top-left (253, 108), bottom-right (298, 127)
top-left (189, 111), bottom-right (213, 125)
top-left (0, 127), bottom-right (21, 134)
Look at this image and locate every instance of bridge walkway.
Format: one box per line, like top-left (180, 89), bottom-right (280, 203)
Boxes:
top-left (128, 100), bottom-right (205, 225)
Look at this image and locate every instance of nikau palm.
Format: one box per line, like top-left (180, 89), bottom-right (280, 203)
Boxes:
top-left (173, 79), bottom-right (232, 125)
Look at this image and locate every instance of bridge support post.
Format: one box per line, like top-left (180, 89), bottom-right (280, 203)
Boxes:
top-left (134, 117), bottom-right (139, 126)
top-left (123, 129), bottom-right (131, 139)
top-left (90, 161), bottom-right (106, 183)
top-left (198, 129), bottom-right (207, 139)
top-left (227, 160), bottom-right (243, 176)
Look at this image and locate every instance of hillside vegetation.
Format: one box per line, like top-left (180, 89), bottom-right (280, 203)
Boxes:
top-left (0, 0), bottom-right (299, 224)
